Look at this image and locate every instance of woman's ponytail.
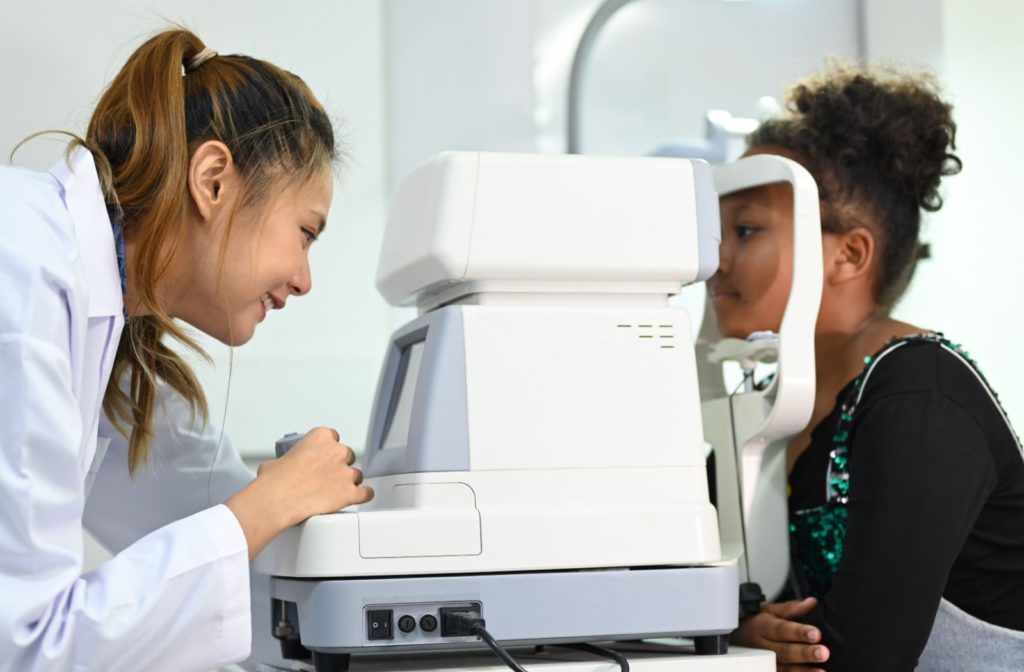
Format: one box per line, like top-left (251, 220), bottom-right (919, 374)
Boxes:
top-left (83, 28), bottom-right (337, 474)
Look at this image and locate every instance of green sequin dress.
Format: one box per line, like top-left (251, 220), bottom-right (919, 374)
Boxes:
top-left (788, 333), bottom-right (1022, 600)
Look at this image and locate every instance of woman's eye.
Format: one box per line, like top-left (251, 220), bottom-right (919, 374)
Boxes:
top-left (302, 228), bottom-right (319, 244)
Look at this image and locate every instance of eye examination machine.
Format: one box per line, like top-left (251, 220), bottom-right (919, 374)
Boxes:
top-left (256, 152), bottom-right (822, 672)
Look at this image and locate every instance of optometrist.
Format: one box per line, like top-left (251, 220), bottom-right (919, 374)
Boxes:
top-left (0, 29), bottom-right (372, 672)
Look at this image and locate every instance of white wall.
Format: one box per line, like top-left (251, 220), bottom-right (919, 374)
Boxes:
top-left (1, 1), bottom-right (392, 460)
top-left (386, 0), bottom-right (861, 174)
top-left (867, 0), bottom-right (1024, 431)
top-left (385, 0), bottom-right (538, 192)
top-left (565, 0), bottom-right (862, 155)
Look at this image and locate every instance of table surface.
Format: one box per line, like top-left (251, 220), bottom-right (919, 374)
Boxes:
top-left (255, 640), bottom-right (775, 672)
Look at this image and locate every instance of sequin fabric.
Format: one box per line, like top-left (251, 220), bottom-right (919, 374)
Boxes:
top-left (788, 334), bottom-right (1019, 599)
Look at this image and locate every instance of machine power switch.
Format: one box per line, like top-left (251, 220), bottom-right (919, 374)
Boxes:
top-left (366, 609), bottom-right (393, 640)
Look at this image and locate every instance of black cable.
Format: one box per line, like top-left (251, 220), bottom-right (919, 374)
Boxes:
top-left (561, 643), bottom-right (630, 671)
top-left (449, 612), bottom-right (631, 672)
top-left (728, 368), bottom-right (767, 617)
top-left (726, 377), bottom-right (754, 587)
top-left (469, 623), bottom-right (529, 672)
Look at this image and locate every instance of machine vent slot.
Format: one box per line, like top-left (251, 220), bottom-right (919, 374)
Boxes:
top-left (615, 323), bottom-right (676, 349)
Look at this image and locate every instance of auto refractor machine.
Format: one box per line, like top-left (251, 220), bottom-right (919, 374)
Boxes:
top-left (257, 151), bottom-right (823, 672)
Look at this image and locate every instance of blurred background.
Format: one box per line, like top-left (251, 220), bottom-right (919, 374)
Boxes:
top-left (1, 0), bottom-right (1019, 465)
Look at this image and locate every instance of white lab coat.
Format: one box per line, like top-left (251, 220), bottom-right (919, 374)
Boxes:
top-left (0, 147), bottom-right (254, 671)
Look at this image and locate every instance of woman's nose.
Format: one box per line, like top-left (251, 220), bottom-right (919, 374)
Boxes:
top-left (289, 257), bottom-right (312, 296)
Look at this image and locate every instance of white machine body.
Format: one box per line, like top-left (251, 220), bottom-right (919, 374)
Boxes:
top-left (376, 151), bottom-right (720, 311)
top-left (256, 152), bottom-right (819, 668)
top-left (259, 152), bottom-right (726, 579)
top-left (259, 304), bottom-right (721, 577)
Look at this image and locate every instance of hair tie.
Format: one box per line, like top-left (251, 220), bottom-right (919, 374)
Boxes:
top-left (185, 47), bottom-right (218, 72)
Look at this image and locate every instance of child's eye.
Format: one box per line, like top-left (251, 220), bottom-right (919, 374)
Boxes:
top-left (735, 224), bottom-right (758, 239)
top-left (302, 228), bottom-right (319, 244)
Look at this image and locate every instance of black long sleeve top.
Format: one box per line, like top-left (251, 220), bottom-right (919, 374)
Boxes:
top-left (788, 339), bottom-right (1024, 670)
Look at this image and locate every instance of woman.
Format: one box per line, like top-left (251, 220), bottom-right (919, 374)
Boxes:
top-left (715, 65), bottom-right (1024, 670)
top-left (0, 29), bottom-right (372, 671)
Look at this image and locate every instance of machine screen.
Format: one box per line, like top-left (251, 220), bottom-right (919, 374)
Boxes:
top-left (380, 340), bottom-right (425, 451)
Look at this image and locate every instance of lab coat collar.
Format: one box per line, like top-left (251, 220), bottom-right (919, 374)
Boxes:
top-left (50, 146), bottom-right (123, 318)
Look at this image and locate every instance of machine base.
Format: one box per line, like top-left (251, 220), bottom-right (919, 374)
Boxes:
top-left (270, 564), bottom-right (738, 663)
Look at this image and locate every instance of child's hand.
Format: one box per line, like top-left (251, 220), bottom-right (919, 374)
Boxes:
top-left (732, 597), bottom-right (830, 671)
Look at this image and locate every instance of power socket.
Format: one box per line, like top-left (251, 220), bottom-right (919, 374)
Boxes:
top-left (439, 606), bottom-right (485, 637)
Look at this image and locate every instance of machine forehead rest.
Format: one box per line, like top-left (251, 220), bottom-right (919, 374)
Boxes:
top-left (376, 152), bottom-right (721, 308)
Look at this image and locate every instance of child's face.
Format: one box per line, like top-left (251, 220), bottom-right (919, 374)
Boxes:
top-left (176, 171), bottom-right (334, 346)
top-left (708, 180), bottom-right (795, 339)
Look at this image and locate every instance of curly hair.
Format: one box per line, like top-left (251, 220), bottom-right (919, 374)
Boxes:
top-left (748, 61), bottom-right (962, 310)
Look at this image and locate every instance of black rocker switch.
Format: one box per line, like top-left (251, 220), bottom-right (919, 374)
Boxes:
top-left (367, 609), bottom-right (393, 640)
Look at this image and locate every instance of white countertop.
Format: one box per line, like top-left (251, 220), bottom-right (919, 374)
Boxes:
top-left (253, 640), bottom-right (774, 672)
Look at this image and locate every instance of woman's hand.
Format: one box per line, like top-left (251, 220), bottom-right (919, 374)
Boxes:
top-left (226, 426), bottom-right (374, 559)
top-left (732, 597), bottom-right (830, 671)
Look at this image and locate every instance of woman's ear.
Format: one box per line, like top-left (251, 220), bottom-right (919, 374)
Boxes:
top-left (824, 227), bottom-right (876, 287)
top-left (188, 140), bottom-right (236, 221)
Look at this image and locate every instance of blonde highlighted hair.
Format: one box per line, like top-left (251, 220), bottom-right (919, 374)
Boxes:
top-left (71, 28), bottom-right (337, 474)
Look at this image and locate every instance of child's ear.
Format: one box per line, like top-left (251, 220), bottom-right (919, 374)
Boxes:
top-left (824, 227), bottom-right (876, 287)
